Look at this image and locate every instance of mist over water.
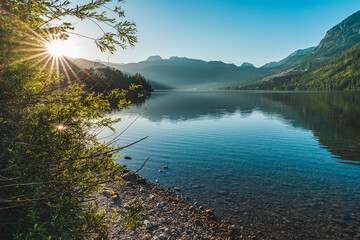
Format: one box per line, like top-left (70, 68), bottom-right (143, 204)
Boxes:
top-left (104, 91), bottom-right (360, 239)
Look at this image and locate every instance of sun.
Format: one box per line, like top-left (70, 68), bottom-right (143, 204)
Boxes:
top-left (46, 40), bottom-right (65, 57)
top-left (45, 39), bottom-right (78, 58)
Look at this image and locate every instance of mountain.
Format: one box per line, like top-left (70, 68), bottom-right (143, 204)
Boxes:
top-left (299, 10), bottom-right (360, 68)
top-left (63, 11), bottom-right (360, 91)
top-left (260, 11), bottom-right (360, 73)
top-left (240, 62), bottom-right (255, 68)
top-left (311, 11), bottom-right (360, 59)
top-left (146, 55), bottom-right (163, 62)
top-left (109, 56), bottom-right (271, 89)
top-left (236, 10), bottom-right (360, 90)
top-left (68, 57), bottom-right (108, 69)
top-left (240, 42), bottom-right (360, 90)
top-left (261, 47), bottom-right (315, 69)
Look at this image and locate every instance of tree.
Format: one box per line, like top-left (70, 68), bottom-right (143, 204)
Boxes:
top-left (0, 1), bottom-right (141, 239)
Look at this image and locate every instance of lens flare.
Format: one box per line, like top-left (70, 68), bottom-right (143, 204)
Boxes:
top-left (1, 13), bottom-right (82, 86)
top-left (46, 40), bottom-right (65, 57)
top-left (56, 124), bottom-right (66, 131)
top-left (45, 39), bottom-right (78, 58)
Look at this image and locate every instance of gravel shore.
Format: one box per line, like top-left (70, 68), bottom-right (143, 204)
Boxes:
top-left (95, 168), bottom-right (255, 240)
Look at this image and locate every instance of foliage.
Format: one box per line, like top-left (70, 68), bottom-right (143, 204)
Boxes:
top-left (80, 67), bottom-right (152, 93)
top-left (59, 63), bottom-right (153, 105)
top-left (0, 0), bottom-right (143, 239)
top-left (124, 197), bottom-right (145, 229)
top-left (239, 42), bottom-right (360, 91)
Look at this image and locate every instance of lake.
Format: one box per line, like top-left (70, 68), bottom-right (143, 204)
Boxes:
top-left (103, 91), bottom-right (360, 239)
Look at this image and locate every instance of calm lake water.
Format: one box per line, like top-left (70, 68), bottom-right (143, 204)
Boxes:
top-left (104, 91), bottom-right (360, 239)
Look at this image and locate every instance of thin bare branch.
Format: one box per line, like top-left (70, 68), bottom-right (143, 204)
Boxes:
top-left (134, 157), bottom-right (150, 174)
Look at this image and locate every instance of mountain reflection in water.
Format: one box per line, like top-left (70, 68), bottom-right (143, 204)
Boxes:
top-left (123, 91), bottom-right (360, 165)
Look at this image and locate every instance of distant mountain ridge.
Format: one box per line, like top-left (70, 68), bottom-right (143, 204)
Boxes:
top-left (107, 56), bottom-right (271, 89)
top-left (115, 10), bottom-right (360, 90)
top-left (240, 62), bottom-right (255, 68)
top-left (66, 11), bottom-right (360, 91)
top-left (261, 47), bottom-right (315, 69)
top-left (146, 55), bottom-right (163, 62)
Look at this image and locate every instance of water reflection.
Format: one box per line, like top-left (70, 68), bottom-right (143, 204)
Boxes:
top-left (124, 91), bottom-right (360, 165)
top-left (110, 91), bottom-right (360, 239)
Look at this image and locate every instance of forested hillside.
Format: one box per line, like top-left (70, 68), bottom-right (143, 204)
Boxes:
top-left (79, 67), bottom-right (152, 92)
top-left (240, 42), bottom-right (360, 90)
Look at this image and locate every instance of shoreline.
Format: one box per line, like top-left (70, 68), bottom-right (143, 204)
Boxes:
top-left (96, 167), bottom-right (255, 239)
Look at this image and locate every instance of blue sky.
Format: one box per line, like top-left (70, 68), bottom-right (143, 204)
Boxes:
top-left (70, 0), bottom-right (360, 67)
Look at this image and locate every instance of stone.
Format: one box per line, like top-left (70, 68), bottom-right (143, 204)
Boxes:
top-left (137, 178), bottom-right (146, 184)
top-left (149, 194), bottom-right (155, 200)
top-left (151, 236), bottom-right (159, 240)
top-left (111, 194), bottom-right (120, 202)
top-left (125, 156), bottom-right (132, 159)
top-left (159, 170), bottom-right (163, 173)
top-left (157, 203), bottom-right (163, 208)
top-left (123, 165), bottom-right (127, 168)
top-left (140, 188), bottom-right (145, 193)
top-left (174, 187), bottom-right (180, 191)
top-left (229, 225), bottom-right (236, 230)
top-left (183, 232), bottom-right (191, 239)
top-left (143, 234), bottom-right (151, 240)
top-left (163, 166), bottom-right (168, 169)
top-left (144, 220), bottom-right (152, 229)
top-left (159, 233), bottom-right (167, 240)
top-left (160, 218), bottom-right (166, 223)
top-left (206, 209), bottom-right (214, 215)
